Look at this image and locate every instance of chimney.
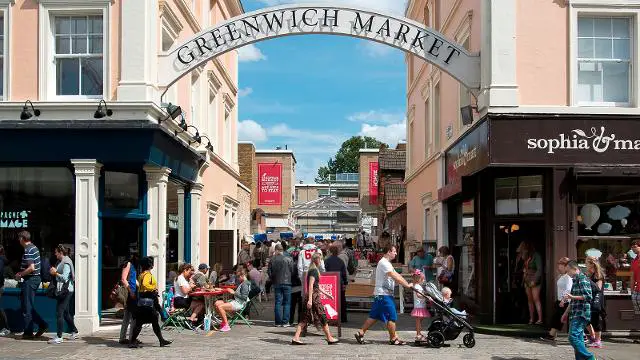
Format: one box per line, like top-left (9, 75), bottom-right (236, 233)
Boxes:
top-left (285, 144), bottom-right (288, 150)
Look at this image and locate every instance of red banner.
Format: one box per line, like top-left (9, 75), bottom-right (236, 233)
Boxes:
top-left (258, 163), bottom-right (282, 205)
top-left (369, 161), bottom-right (379, 205)
top-left (304, 271), bottom-right (341, 321)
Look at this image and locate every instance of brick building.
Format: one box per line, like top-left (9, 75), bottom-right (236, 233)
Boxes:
top-left (378, 144), bottom-right (408, 262)
top-left (359, 149), bottom-right (380, 235)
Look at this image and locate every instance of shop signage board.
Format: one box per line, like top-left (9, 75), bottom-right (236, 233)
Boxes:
top-left (303, 271), bottom-right (342, 336)
top-left (0, 210), bottom-right (30, 229)
top-left (491, 118), bottom-right (640, 165)
top-left (444, 121), bottom-right (489, 185)
top-left (368, 162), bottom-right (379, 205)
top-left (258, 162), bottom-right (282, 205)
top-left (159, 4), bottom-right (481, 91)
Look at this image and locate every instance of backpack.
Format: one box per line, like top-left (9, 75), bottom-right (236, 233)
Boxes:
top-left (588, 277), bottom-right (604, 312)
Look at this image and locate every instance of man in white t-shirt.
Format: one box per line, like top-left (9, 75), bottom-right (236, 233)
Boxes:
top-left (297, 237), bottom-right (325, 279)
top-left (354, 244), bottom-right (413, 345)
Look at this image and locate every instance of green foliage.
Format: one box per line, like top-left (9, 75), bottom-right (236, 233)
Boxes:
top-left (314, 136), bottom-right (385, 183)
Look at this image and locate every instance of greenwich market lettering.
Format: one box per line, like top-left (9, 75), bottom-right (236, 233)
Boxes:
top-left (527, 126), bottom-right (640, 154)
top-left (161, 5), bottom-right (480, 90)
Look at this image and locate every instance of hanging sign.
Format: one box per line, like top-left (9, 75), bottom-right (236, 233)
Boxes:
top-left (369, 162), bottom-right (379, 205)
top-left (258, 162), bottom-right (282, 205)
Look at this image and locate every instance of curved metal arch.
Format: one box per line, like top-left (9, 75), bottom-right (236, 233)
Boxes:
top-left (159, 3), bottom-right (480, 92)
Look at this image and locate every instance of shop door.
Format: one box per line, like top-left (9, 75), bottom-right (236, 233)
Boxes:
top-left (209, 230), bottom-right (234, 271)
top-left (494, 220), bottom-right (546, 324)
top-left (100, 218), bottom-right (143, 322)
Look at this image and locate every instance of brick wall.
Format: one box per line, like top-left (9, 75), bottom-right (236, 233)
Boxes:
top-left (237, 184), bottom-right (251, 240)
top-left (238, 143), bottom-right (255, 190)
top-left (254, 152), bottom-right (295, 217)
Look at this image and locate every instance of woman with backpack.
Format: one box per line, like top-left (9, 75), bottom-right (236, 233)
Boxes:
top-left (585, 256), bottom-right (605, 349)
top-left (47, 245), bottom-right (78, 344)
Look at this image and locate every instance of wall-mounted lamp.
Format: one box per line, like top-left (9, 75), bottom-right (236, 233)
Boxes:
top-left (160, 102), bottom-right (182, 123)
top-left (187, 125), bottom-right (201, 145)
top-left (200, 134), bottom-right (214, 152)
top-left (20, 100), bottom-right (41, 120)
top-left (174, 114), bottom-right (188, 136)
top-left (460, 105), bottom-right (476, 126)
top-left (93, 100), bottom-right (113, 119)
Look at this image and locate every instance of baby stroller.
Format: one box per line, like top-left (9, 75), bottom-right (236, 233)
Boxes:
top-left (413, 282), bottom-right (476, 348)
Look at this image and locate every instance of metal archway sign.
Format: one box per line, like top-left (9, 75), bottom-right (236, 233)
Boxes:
top-left (159, 3), bottom-right (481, 91)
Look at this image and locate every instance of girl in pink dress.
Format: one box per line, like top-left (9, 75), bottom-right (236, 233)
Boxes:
top-left (411, 270), bottom-right (431, 343)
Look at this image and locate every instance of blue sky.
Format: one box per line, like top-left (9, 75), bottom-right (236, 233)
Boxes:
top-left (237, 0), bottom-right (408, 183)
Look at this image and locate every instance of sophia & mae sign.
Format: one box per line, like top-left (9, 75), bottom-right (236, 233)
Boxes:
top-left (527, 126), bottom-right (640, 154)
top-left (159, 4), bottom-right (480, 90)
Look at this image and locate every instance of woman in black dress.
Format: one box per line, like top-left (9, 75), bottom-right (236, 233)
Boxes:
top-left (291, 253), bottom-right (339, 345)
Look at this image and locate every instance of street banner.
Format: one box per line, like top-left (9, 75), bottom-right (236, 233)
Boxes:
top-left (369, 161), bottom-right (379, 205)
top-left (258, 162), bottom-right (282, 205)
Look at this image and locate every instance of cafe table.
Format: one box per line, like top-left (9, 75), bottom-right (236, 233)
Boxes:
top-left (190, 289), bottom-right (229, 332)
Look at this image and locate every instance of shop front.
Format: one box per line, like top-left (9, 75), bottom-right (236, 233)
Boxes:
top-left (440, 113), bottom-right (640, 331)
top-left (0, 120), bottom-right (205, 334)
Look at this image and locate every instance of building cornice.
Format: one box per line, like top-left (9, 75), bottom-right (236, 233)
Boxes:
top-left (175, 0), bottom-right (200, 33)
top-left (213, 59), bottom-right (238, 95)
top-left (237, 182), bottom-right (251, 193)
top-left (404, 152), bottom-right (442, 184)
top-left (160, 0), bottom-right (184, 40)
top-left (208, 150), bottom-right (241, 181)
top-left (223, 0), bottom-right (244, 17)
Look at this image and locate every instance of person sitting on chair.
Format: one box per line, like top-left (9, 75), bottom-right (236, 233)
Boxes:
top-left (214, 268), bottom-right (251, 332)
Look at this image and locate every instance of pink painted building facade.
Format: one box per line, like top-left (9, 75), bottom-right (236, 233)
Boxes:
top-left (406, 0), bottom-right (640, 328)
top-left (0, 0), bottom-right (245, 334)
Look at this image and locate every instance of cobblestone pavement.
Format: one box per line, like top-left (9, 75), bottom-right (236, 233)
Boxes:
top-left (0, 302), bottom-right (637, 360)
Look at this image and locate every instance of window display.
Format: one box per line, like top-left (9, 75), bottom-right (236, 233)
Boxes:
top-left (576, 184), bottom-right (639, 294)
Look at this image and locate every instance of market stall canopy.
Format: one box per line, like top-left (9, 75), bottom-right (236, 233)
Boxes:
top-left (289, 196), bottom-right (362, 216)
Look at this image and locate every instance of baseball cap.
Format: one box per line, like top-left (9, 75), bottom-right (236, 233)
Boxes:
top-left (198, 263), bottom-right (209, 271)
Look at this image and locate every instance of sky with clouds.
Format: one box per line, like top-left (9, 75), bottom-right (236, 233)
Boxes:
top-left (237, 0), bottom-right (408, 183)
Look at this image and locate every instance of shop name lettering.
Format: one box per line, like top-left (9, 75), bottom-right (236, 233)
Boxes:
top-left (0, 211), bottom-right (30, 228)
top-left (260, 173), bottom-right (279, 193)
top-left (176, 8), bottom-right (460, 66)
top-left (452, 144), bottom-right (478, 170)
top-left (527, 126), bottom-right (640, 154)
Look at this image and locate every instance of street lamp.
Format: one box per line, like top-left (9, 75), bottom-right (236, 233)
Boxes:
top-left (20, 100), bottom-right (41, 120)
top-left (93, 100), bottom-right (113, 119)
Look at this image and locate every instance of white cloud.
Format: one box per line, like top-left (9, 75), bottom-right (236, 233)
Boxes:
top-left (359, 121), bottom-right (406, 146)
top-left (348, 110), bottom-right (405, 124)
top-left (238, 87), bottom-right (253, 97)
top-left (256, 0), bottom-right (408, 15)
top-left (237, 44), bottom-right (267, 62)
top-left (238, 120), bottom-right (268, 142)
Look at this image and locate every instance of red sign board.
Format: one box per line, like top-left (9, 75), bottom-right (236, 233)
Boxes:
top-left (303, 271), bottom-right (341, 321)
top-left (369, 161), bottom-right (379, 205)
top-left (258, 163), bottom-right (282, 205)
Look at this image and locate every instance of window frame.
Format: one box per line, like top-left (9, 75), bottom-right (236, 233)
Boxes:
top-left (0, 1), bottom-right (11, 101)
top-left (38, 0), bottom-right (111, 101)
top-left (570, 5), bottom-right (639, 107)
top-left (207, 70), bottom-right (222, 154)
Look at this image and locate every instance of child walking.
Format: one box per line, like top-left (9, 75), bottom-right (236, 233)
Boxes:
top-left (411, 270), bottom-right (431, 343)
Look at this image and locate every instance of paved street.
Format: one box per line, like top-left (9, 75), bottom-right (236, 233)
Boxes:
top-left (0, 300), bottom-right (636, 360)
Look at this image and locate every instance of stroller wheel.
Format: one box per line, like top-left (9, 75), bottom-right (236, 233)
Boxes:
top-left (463, 333), bottom-right (476, 348)
top-left (427, 331), bottom-right (445, 348)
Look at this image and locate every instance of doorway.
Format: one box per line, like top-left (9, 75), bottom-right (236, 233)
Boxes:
top-left (100, 218), bottom-right (144, 325)
top-left (494, 220), bottom-right (546, 324)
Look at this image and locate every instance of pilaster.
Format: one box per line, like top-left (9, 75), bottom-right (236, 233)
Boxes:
top-left (190, 183), bottom-right (203, 266)
top-left (70, 159), bottom-right (102, 334)
top-left (177, 188), bottom-right (185, 265)
top-left (144, 165), bottom-right (171, 295)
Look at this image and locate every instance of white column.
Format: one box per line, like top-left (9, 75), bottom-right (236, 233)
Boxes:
top-left (480, 0), bottom-right (519, 109)
top-left (177, 188), bottom-right (185, 265)
top-left (144, 165), bottom-right (171, 295)
top-left (190, 183), bottom-right (203, 266)
top-left (71, 159), bottom-right (102, 335)
top-left (117, 0), bottom-right (159, 102)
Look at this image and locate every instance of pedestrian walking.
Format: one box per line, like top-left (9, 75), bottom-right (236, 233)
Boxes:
top-left (354, 244), bottom-right (414, 346)
top-left (0, 245), bottom-right (10, 336)
top-left (291, 253), bottom-right (339, 345)
top-left (289, 250), bottom-right (302, 326)
top-left (324, 242), bottom-right (348, 323)
top-left (585, 256), bottom-right (605, 348)
top-left (128, 256), bottom-right (171, 348)
top-left (47, 245), bottom-right (79, 344)
top-left (542, 257), bottom-right (573, 342)
top-left (562, 260), bottom-right (595, 360)
top-left (269, 244), bottom-right (294, 327)
top-left (119, 254), bottom-right (139, 344)
top-left (15, 230), bottom-right (48, 339)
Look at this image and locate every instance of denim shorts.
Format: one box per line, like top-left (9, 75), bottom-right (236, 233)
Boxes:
top-left (369, 295), bottom-right (397, 323)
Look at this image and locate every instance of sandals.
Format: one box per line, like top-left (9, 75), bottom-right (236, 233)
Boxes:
top-left (354, 331), bottom-right (366, 344)
top-left (389, 338), bottom-right (406, 346)
top-left (415, 335), bottom-right (428, 343)
top-left (327, 339), bottom-right (340, 345)
top-left (291, 339), bottom-right (305, 345)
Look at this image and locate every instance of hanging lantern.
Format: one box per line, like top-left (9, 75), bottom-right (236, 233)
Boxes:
top-left (621, 218), bottom-right (628, 227)
top-left (580, 204), bottom-right (600, 230)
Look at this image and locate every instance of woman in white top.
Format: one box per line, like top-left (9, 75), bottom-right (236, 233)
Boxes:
top-left (542, 257), bottom-right (573, 341)
top-left (173, 263), bottom-right (195, 309)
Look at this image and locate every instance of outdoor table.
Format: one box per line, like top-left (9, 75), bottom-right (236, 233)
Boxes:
top-left (191, 289), bottom-right (228, 332)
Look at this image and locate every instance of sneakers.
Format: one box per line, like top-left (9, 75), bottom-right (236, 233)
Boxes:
top-left (0, 328), bottom-right (10, 337)
top-left (588, 340), bottom-right (602, 348)
top-left (282, 324), bottom-right (291, 328)
top-left (219, 323), bottom-right (231, 332)
top-left (47, 337), bottom-right (63, 344)
top-left (68, 332), bottom-right (80, 340)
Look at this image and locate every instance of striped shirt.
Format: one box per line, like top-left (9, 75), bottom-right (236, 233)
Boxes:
top-left (21, 244), bottom-right (41, 277)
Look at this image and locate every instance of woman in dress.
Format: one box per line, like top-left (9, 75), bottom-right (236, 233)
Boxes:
top-left (291, 253), bottom-right (339, 345)
top-left (517, 241), bottom-right (544, 324)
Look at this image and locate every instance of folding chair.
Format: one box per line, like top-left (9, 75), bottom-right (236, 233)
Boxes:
top-left (161, 288), bottom-right (192, 331)
top-left (246, 293), bottom-right (264, 317)
top-left (229, 299), bottom-right (252, 328)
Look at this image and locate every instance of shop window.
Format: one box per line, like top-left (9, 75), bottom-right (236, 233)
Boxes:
top-left (576, 16), bottom-right (631, 105)
top-left (495, 176), bottom-right (543, 215)
top-left (0, 167), bottom-right (74, 283)
top-left (54, 15), bottom-right (104, 96)
top-left (576, 184), bottom-right (639, 293)
top-left (104, 172), bottom-right (138, 209)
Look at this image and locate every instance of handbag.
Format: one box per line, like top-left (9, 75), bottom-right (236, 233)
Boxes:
top-left (45, 277), bottom-right (70, 299)
top-left (110, 283), bottom-right (129, 305)
top-left (137, 297), bottom-right (155, 308)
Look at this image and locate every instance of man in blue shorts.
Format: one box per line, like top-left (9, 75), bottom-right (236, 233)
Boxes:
top-left (355, 244), bottom-right (413, 345)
